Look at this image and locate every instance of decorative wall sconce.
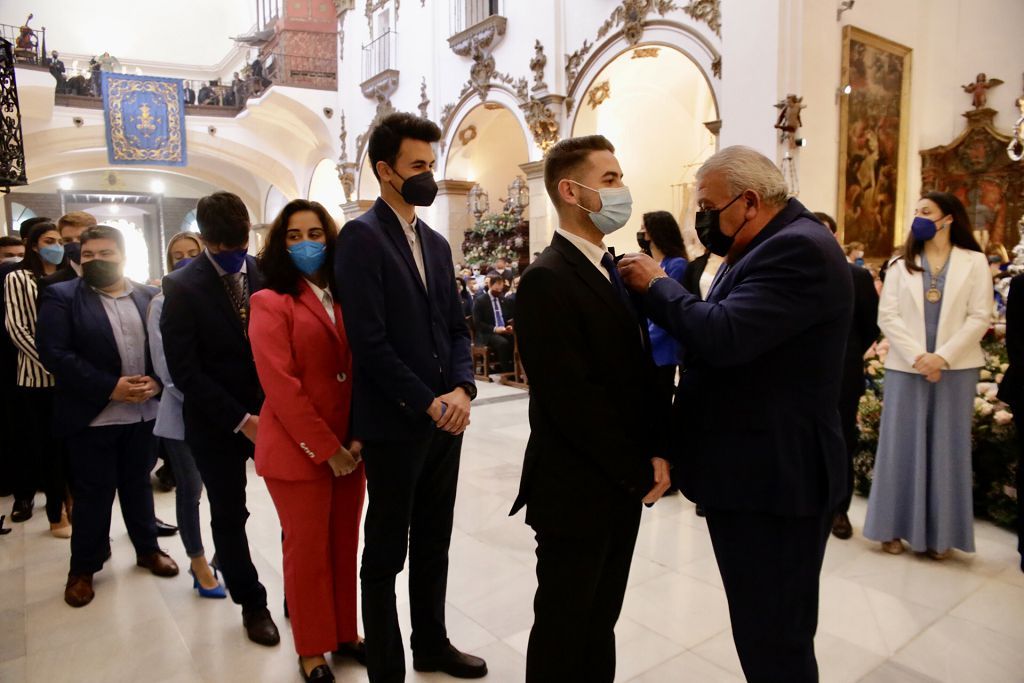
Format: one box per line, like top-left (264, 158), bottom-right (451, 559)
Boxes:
top-left (506, 175), bottom-right (529, 218)
top-left (467, 183), bottom-right (489, 221)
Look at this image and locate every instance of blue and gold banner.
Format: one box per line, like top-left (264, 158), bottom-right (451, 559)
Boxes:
top-left (102, 73), bottom-right (186, 166)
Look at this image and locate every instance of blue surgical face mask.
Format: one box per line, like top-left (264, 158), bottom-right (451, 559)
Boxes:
top-left (911, 215), bottom-right (947, 242)
top-left (39, 243), bottom-right (65, 265)
top-left (854, 257), bottom-right (865, 267)
top-left (172, 257), bottom-right (194, 271)
top-left (570, 181), bottom-right (633, 235)
top-left (288, 240), bottom-right (327, 276)
top-left (210, 247), bottom-right (247, 274)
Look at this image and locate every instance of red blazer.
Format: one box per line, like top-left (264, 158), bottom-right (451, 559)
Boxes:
top-left (250, 282), bottom-right (354, 481)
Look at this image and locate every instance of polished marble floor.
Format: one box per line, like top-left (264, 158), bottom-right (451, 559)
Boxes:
top-left (2, 380), bottom-right (1023, 682)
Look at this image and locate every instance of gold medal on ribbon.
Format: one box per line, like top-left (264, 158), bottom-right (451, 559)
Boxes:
top-left (926, 287), bottom-right (942, 303)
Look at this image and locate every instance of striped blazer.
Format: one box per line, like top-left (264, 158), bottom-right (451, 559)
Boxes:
top-left (4, 269), bottom-right (55, 388)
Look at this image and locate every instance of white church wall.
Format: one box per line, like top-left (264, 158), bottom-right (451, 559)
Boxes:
top-left (794, 0), bottom-right (1024, 241)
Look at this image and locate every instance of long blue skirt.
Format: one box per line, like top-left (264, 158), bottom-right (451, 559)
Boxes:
top-left (863, 368), bottom-right (978, 553)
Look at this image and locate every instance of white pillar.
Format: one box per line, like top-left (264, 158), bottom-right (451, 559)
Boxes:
top-left (520, 160), bottom-right (555, 255)
top-left (434, 179), bottom-right (476, 264)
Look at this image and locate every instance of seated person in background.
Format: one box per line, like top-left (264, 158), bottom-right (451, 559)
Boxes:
top-left (198, 81), bottom-right (218, 106)
top-left (472, 272), bottom-right (514, 372)
top-left (493, 256), bottom-right (515, 285)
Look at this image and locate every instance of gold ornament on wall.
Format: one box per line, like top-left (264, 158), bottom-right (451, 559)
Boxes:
top-left (587, 81), bottom-right (611, 110)
top-left (631, 47), bottom-right (660, 59)
top-left (457, 124), bottom-right (477, 147)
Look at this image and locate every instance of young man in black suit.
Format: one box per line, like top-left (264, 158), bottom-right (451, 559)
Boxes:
top-left (816, 211), bottom-right (880, 540)
top-left (160, 192), bottom-right (279, 646)
top-left (511, 135), bottom-right (672, 683)
top-left (620, 146), bottom-right (854, 682)
top-left (334, 113), bottom-right (484, 682)
top-left (471, 273), bottom-right (513, 372)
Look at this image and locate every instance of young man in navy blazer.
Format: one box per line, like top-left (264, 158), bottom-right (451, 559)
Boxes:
top-left (619, 146), bottom-right (854, 683)
top-left (334, 112), bottom-right (484, 682)
top-left (37, 225), bottom-right (179, 608)
top-left (160, 192), bottom-right (280, 647)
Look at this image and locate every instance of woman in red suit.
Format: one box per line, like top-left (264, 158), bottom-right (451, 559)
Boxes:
top-left (250, 199), bottom-right (366, 683)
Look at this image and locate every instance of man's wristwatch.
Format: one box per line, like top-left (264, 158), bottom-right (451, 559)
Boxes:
top-left (457, 382), bottom-right (478, 401)
top-left (647, 275), bottom-right (668, 292)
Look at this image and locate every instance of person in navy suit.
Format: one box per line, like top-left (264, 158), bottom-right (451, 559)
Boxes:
top-left (37, 225), bottom-right (179, 608)
top-left (160, 192), bottom-right (280, 647)
top-left (333, 112), bottom-right (485, 682)
top-left (619, 146), bottom-right (853, 683)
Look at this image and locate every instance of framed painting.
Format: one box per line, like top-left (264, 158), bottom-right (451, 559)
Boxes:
top-left (837, 26), bottom-right (912, 258)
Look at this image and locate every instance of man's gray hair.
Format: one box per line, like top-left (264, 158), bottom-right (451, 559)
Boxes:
top-left (696, 146), bottom-right (789, 206)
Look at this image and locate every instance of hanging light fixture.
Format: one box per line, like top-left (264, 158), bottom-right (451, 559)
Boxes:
top-left (467, 183), bottom-right (489, 221)
top-left (506, 175), bottom-right (529, 218)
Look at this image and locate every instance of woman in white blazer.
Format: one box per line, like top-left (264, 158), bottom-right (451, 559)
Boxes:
top-left (864, 192), bottom-right (991, 558)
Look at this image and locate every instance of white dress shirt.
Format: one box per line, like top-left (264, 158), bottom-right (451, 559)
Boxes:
top-left (305, 279), bottom-right (336, 324)
top-left (555, 227), bottom-right (610, 282)
top-left (384, 200), bottom-right (427, 288)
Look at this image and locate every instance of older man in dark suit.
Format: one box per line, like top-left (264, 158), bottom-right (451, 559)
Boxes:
top-left (334, 112), bottom-right (484, 683)
top-left (620, 146), bottom-right (853, 683)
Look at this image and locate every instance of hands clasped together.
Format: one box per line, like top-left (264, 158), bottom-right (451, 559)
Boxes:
top-left (111, 374), bottom-right (160, 403)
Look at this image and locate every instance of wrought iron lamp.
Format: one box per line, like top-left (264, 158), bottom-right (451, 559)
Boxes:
top-left (506, 175), bottom-right (529, 218)
top-left (467, 183), bottom-right (489, 221)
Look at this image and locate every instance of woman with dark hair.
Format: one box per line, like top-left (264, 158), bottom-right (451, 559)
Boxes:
top-left (147, 231), bottom-right (225, 598)
top-left (249, 199), bottom-right (366, 682)
top-left (4, 222), bottom-right (70, 533)
top-left (638, 211), bottom-right (688, 399)
top-left (864, 192), bottom-right (990, 559)
top-left (456, 275), bottom-right (473, 318)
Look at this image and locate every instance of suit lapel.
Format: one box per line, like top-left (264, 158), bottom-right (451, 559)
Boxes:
top-left (374, 199), bottom-right (428, 299)
top-left (298, 281), bottom-right (342, 344)
top-left (551, 233), bottom-right (636, 332)
top-left (907, 256), bottom-right (925, 314)
top-left (77, 281), bottom-right (118, 361)
top-left (935, 247), bottom-right (968, 338)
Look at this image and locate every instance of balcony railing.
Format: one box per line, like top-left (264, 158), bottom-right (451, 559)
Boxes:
top-left (0, 22), bottom-right (47, 65)
top-left (450, 0), bottom-right (504, 37)
top-left (361, 30), bottom-right (398, 84)
top-left (265, 52), bottom-right (337, 91)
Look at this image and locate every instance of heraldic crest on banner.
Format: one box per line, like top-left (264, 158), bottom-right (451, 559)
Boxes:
top-left (102, 73), bottom-right (186, 166)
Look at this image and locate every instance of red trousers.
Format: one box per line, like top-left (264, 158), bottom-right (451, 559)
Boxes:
top-left (265, 466), bottom-right (366, 656)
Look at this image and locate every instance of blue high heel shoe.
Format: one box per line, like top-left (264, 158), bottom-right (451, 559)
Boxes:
top-left (190, 568), bottom-right (227, 599)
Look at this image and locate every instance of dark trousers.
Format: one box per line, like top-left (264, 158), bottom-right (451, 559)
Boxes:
top-left (705, 508), bottom-right (831, 683)
top-left (484, 333), bottom-right (513, 371)
top-left (1013, 412), bottom-right (1024, 561)
top-left (361, 429), bottom-right (462, 683)
top-left (837, 388), bottom-right (863, 513)
top-left (69, 421), bottom-right (159, 575)
top-left (189, 429), bottom-right (267, 613)
top-left (20, 386), bottom-right (67, 523)
top-left (526, 504), bottom-right (641, 683)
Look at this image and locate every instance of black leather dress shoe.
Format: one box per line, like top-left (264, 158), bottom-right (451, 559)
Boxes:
top-left (333, 640), bottom-right (366, 666)
top-left (11, 498), bottom-right (34, 523)
top-left (154, 518), bottom-right (179, 537)
top-left (0, 515), bottom-right (11, 535)
top-left (153, 463), bottom-right (176, 492)
top-left (242, 607), bottom-right (281, 647)
top-left (413, 644), bottom-right (487, 679)
top-left (299, 657), bottom-right (335, 682)
top-left (831, 512), bottom-right (853, 540)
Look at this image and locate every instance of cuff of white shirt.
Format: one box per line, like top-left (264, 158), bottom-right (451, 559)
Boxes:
top-left (234, 413), bottom-right (252, 433)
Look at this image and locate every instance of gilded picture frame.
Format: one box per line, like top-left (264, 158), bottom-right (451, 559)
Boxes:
top-left (837, 26), bottom-right (912, 258)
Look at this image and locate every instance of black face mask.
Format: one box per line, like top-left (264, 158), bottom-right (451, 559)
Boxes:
top-left (389, 169), bottom-right (438, 207)
top-left (696, 193), bottom-right (748, 257)
top-left (64, 242), bottom-right (82, 265)
top-left (82, 259), bottom-right (122, 289)
top-left (636, 231), bottom-right (651, 255)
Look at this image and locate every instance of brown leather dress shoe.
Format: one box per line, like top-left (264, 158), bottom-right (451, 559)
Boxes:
top-left (831, 512), bottom-right (853, 540)
top-left (242, 607), bottom-right (281, 647)
top-left (136, 550), bottom-right (180, 577)
top-left (64, 574), bottom-right (95, 608)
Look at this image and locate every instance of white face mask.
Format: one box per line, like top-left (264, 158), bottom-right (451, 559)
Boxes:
top-left (0, 256), bottom-right (23, 265)
top-left (570, 180), bottom-right (633, 235)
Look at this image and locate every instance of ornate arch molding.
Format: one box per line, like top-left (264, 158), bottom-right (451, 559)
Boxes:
top-left (438, 85), bottom-right (537, 176)
top-left (565, 21), bottom-right (721, 132)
